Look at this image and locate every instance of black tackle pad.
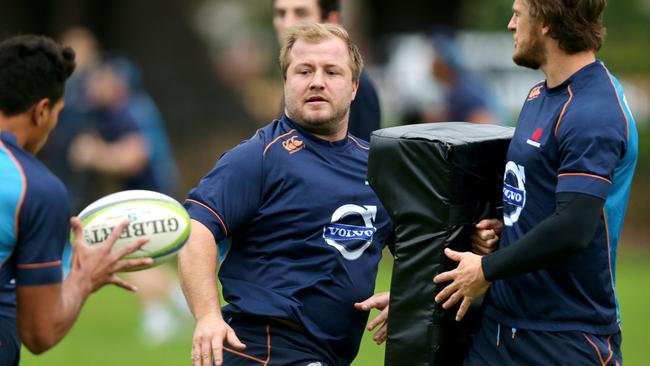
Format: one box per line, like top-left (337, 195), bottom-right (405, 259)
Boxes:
top-left (368, 122), bottom-right (513, 366)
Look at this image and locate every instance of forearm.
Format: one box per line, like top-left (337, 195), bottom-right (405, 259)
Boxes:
top-left (178, 221), bottom-right (223, 321)
top-left (18, 273), bottom-right (92, 354)
top-left (89, 134), bottom-right (148, 176)
top-left (482, 192), bottom-right (604, 281)
top-left (54, 271), bottom-right (94, 342)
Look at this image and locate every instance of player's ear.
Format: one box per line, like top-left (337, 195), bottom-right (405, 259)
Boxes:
top-left (30, 98), bottom-right (51, 127)
top-left (541, 24), bottom-right (550, 36)
top-left (351, 78), bottom-right (359, 101)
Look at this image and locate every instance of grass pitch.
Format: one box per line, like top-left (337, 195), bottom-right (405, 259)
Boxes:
top-left (21, 246), bottom-right (649, 365)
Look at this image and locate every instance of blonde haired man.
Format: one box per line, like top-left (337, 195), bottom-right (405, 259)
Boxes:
top-left (179, 23), bottom-right (393, 366)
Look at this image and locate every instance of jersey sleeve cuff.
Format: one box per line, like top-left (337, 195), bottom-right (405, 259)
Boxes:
top-left (556, 173), bottom-right (611, 200)
top-left (184, 199), bottom-right (228, 242)
top-left (16, 263), bottom-right (63, 286)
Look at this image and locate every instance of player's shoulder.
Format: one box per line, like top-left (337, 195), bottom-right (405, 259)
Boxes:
top-left (21, 155), bottom-right (68, 210)
top-left (347, 134), bottom-right (370, 153)
top-left (252, 116), bottom-right (310, 158)
top-left (556, 63), bottom-right (625, 124)
top-left (0, 133), bottom-right (68, 216)
top-left (221, 118), bottom-right (296, 162)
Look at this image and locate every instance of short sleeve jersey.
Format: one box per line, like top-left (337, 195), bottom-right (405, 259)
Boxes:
top-left (185, 115), bottom-right (393, 365)
top-left (0, 132), bottom-right (69, 319)
top-left (485, 61), bottom-right (638, 334)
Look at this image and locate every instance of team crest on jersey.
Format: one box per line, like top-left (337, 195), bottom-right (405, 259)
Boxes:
top-left (282, 136), bottom-right (305, 154)
top-left (527, 85), bottom-right (543, 101)
top-left (503, 161), bottom-right (526, 226)
top-left (526, 127), bottom-right (543, 148)
top-left (323, 204), bottom-right (377, 260)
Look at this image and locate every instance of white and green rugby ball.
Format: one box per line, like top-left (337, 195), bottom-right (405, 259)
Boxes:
top-left (75, 190), bottom-right (191, 271)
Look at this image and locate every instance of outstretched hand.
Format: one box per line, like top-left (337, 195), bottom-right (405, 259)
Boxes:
top-left (69, 217), bottom-right (153, 293)
top-left (355, 292), bottom-right (390, 344)
top-left (433, 248), bottom-right (489, 321)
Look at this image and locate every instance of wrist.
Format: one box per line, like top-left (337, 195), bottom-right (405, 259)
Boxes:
top-left (480, 255), bottom-right (492, 283)
top-left (64, 268), bottom-right (93, 299)
top-left (195, 308), bottom-right (223, 322)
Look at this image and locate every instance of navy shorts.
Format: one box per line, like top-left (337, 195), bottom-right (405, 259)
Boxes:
top-left (0, 316), bottom-right (20, 366)
top-left (465, 316), bottom-right (622, 366)
top-left (221, 316), bottom-right (335, 366)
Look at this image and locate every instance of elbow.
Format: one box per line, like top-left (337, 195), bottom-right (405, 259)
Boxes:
top-left (19, 323), bottom-right (61, 355)
top-left (21, 334), bottom-right (57, 355)
top-left (562, 233), bottom-right (593, 254)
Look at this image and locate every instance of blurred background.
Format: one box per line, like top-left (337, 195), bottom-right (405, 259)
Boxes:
top-left (1, 0), bottom-right (648, 364)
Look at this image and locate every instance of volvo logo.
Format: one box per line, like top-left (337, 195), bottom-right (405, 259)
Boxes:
top-left (503, 161), bottom-right (526, 226)
top-left (323, 204), bottom-right (377, 260)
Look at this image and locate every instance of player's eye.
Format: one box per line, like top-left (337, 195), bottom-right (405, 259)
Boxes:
top-left (296, 9), bottom-right (310, 18)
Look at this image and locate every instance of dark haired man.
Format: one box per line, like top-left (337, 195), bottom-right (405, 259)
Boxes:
top-left (0, 35), bottom-right (152, 365)
top-left (272, 0), bottom-right (381, 141)
top-left (433, 0), bottom-right (637, 364)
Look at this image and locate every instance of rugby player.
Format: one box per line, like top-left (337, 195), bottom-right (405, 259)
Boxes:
top-left (433, 0), bottom-right (638, 364)
top-left (179, 23), bottom-right (393, 366)
top-left (0, 34), bottom-right (152, 365)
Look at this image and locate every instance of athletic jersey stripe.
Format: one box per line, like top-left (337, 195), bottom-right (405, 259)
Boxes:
top-left (0, 139), bottom-right (27, 243)
top-left (265, 324), bottom-right (271, 365)
top-left (224, 347), bottom-right (266, 364)
top-left (263, 129), bottom-right (296, 156)
top-left (554, 85), bottom-right (574, 137)
top-left (558, 173), bottom-right (611, 184)
top-left (601, 64), bottom-right (630, 141)
top-left (348, 135), bottom-right (369, 151)
top-left (185, 199), bottom-right (229, 236)
top-left (17, 260), bottom-right (62, 269)
top-left (582, 334), bottom-right (608, 366)
top-left (602, 207), bottom-right (620, 326)
top-left (604, 336), bottom-right (614, 364)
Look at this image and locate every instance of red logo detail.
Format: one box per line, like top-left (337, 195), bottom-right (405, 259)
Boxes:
top-left (531, 128), bottom-right (543, 142)
top-left (528, 85), bottom-right (543, 101)
top-left (282, 136), bottom-right (305, 154)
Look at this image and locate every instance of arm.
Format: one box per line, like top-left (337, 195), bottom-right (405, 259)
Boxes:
top-left (68, 133), bottom-right (149, 176)
top-left (178, 220), bottom-right (245, 366)
top-left (17, 218), bottom-right (151, 354)
top-left (482, 192), bottom-right (603, 280)
top-left (434, 192), bottom-right (603, 320)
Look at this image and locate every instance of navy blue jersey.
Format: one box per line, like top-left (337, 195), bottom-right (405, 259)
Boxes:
top-left (348, 70), bottom-right (381, 141)
top-left (185, 115), bottom-right (393, 365)
top-left (0, 132), bottom-right (69, 319)
top-left (485, 61), bottom-right (638, 334)
top-left (92, 108), bottom-right (158, 193)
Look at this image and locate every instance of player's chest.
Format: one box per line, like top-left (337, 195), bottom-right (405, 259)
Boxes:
top-left (509, 93), bottom-right (570, 167)
top-left (263, 147), bottom-right (378, 209)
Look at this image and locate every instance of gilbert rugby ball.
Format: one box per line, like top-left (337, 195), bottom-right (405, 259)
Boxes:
top-left (75, 190), bottom-right (191, 271)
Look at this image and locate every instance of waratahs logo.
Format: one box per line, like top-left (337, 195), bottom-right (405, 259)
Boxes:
top-left (323, 204), bottom-right (377, 260)
top-left (503, 161), bottom-right (526, 227)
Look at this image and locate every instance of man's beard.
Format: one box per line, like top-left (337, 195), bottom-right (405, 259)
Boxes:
top-left (288, 102), bottom-right (350, 137)
top-left (513, 27), bottom-right (547, 70)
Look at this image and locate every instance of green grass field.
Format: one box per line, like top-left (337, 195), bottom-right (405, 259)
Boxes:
top-left (22, 246), bottom-right (650, 365)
